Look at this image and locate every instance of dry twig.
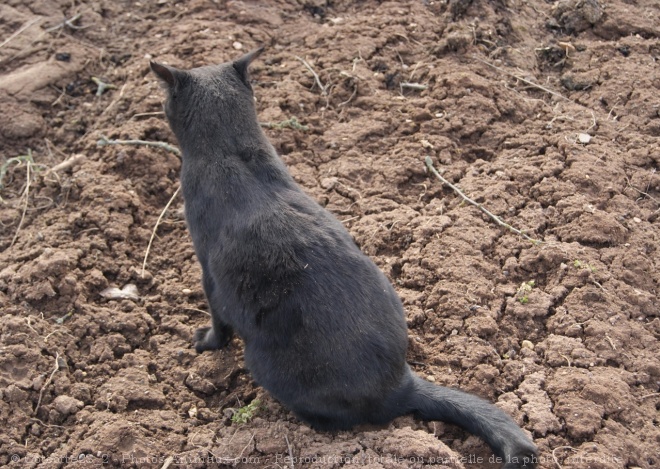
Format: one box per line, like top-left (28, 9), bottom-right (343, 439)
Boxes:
top-left (0, 13), bottom-right (85, 66)
top-left (0, 17), bottom-right (42, 49)
top-left (424, 156), bottom-right (542, 244)
top-left (473, 55), bottom-right (571, 103)
top-left (551, 445), bottom-right (577, 469)
top-left (131, 111), bottom-right (165, 120)
top-left (97, 135), bottom-right (181, 156)
top-left (624, 172), bottom-right (660, 210)
top-left (400, 82), bottom-right (428, 91)
top-left (10, 153), bottom-right (33, 248)
top-left (34, 352), bottom-right (61, 415)
top-left (160, 456), bottom-right (174, 469)
top-left (294, 56), bottom-right (327, 95)
top-left (142, 186), bottom-right (181, 277)
top-left (46, 154), bottom-right (85, 174)
top-left (45, 13), bottom-right (85, 33)
top-left (285, 435), bottom-right (295, 469)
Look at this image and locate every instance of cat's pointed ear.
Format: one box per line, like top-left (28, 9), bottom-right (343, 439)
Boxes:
top-left (150, 61), bottom-right (179, 88)
top-left (232, 46), bottom-right (264, 87)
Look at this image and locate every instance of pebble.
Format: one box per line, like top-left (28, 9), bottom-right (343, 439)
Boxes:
top-left (521, 340), bottom-right (535, 351)
top-left (233, 41), bottom-right (243, 50)
top-left (578, 133), bottom-right (592, 144)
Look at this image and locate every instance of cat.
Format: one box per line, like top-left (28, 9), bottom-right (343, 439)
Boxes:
top-left (151, 48), bottom-right (538, 468)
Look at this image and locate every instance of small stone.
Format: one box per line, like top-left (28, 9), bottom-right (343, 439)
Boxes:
top-left (578, 133), bottom-right (592, 144)
top-left (426, 375), bottom-right (436, 382)
top-left (633, 217), bottom-right (641, 223)
top-left (521, 340), bottom-right (535, 351)
top-left (53, 395), bottom-right (84, 416)
top-left (182, 288), bottom-right (192, 295)
top-left (320, 177), bottom-right (338, 190)
top-left (233, 41), bottom-right (243, 50)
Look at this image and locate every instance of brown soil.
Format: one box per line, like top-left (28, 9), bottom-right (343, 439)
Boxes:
top-left (1, 0), bottom-right (658, 468)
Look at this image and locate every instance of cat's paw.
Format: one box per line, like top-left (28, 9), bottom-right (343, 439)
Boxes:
top-left (193, 326), bottom-right (231, 353)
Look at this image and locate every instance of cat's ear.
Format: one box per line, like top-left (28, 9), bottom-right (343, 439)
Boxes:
top-left (232, 46), bottom-right (264, 88)
top-left (150, 61), bottom-right (180, 89)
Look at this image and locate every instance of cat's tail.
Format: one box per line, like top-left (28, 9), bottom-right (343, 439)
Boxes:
top-left (405, 372), bottom-right (538, 469)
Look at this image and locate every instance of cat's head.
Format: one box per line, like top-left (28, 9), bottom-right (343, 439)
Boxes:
top-left (150, 47), bottom-right (264, 140)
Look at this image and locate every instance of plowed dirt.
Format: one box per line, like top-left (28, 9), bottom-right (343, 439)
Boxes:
top-left (0, 1), bottom-right (658, 468)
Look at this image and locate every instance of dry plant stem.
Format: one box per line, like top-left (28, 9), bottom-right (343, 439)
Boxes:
top-left (285, 435), bottom-right (295, 469)
top-left (101, 82), bottom-right (127, 117)
top-left (473, 55), bottom-right (571, 103)
top-left (424, 156), bottom-right (542, 244)
top-left (97, 135), bottom-right (181, 156)
top-left (0, 17), bottom-right (42, 49)
top-left (0, 13), bottom-right (84, 66)
top-left (400, 82), bottom-right (428, 91)
top-left (294, 56), bottom-right (327, 95)
top-left (625, 174), bottom-right (660, 209)
top-left (551, 446), bottom-right (577, 469)
top-left (142, 186), bottom-right (181, 277)
top-left (338, 84), bottom-right (358, 107)
top-left (10, 160), bottom-right (31, 248)
top-left (34, 352), bottom-right (60, 416)
top-left (45, 13), bottom-right (84, 33)
top-left (131, 111), bottom-right (165, 119)
top-left (184, 307), bottom-right (211, 316)
top-left (30, 417), bottom-right (65, 429)
top-left (46, 154), bottom-right (85, 174)
top-left (160, 456), bottom-right (174, 469)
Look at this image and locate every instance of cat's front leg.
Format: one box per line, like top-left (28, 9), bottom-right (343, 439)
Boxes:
top-left (193, 267), bottom-right (234, 352)
top-left (193, 322), bottom-right (233, 352)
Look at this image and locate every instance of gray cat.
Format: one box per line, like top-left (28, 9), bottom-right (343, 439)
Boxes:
top-left (151, 48), bottom-right (538, 468)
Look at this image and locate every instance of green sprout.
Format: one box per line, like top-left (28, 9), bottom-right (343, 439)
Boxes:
top-left (573, 260), bottom-right (596, 272)
top-left (231, 399), bottom-right (262, 424)
top-left (517, 280), bottom-right (535, 304)
top-left (260, 117), bottom-right (309, 131)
